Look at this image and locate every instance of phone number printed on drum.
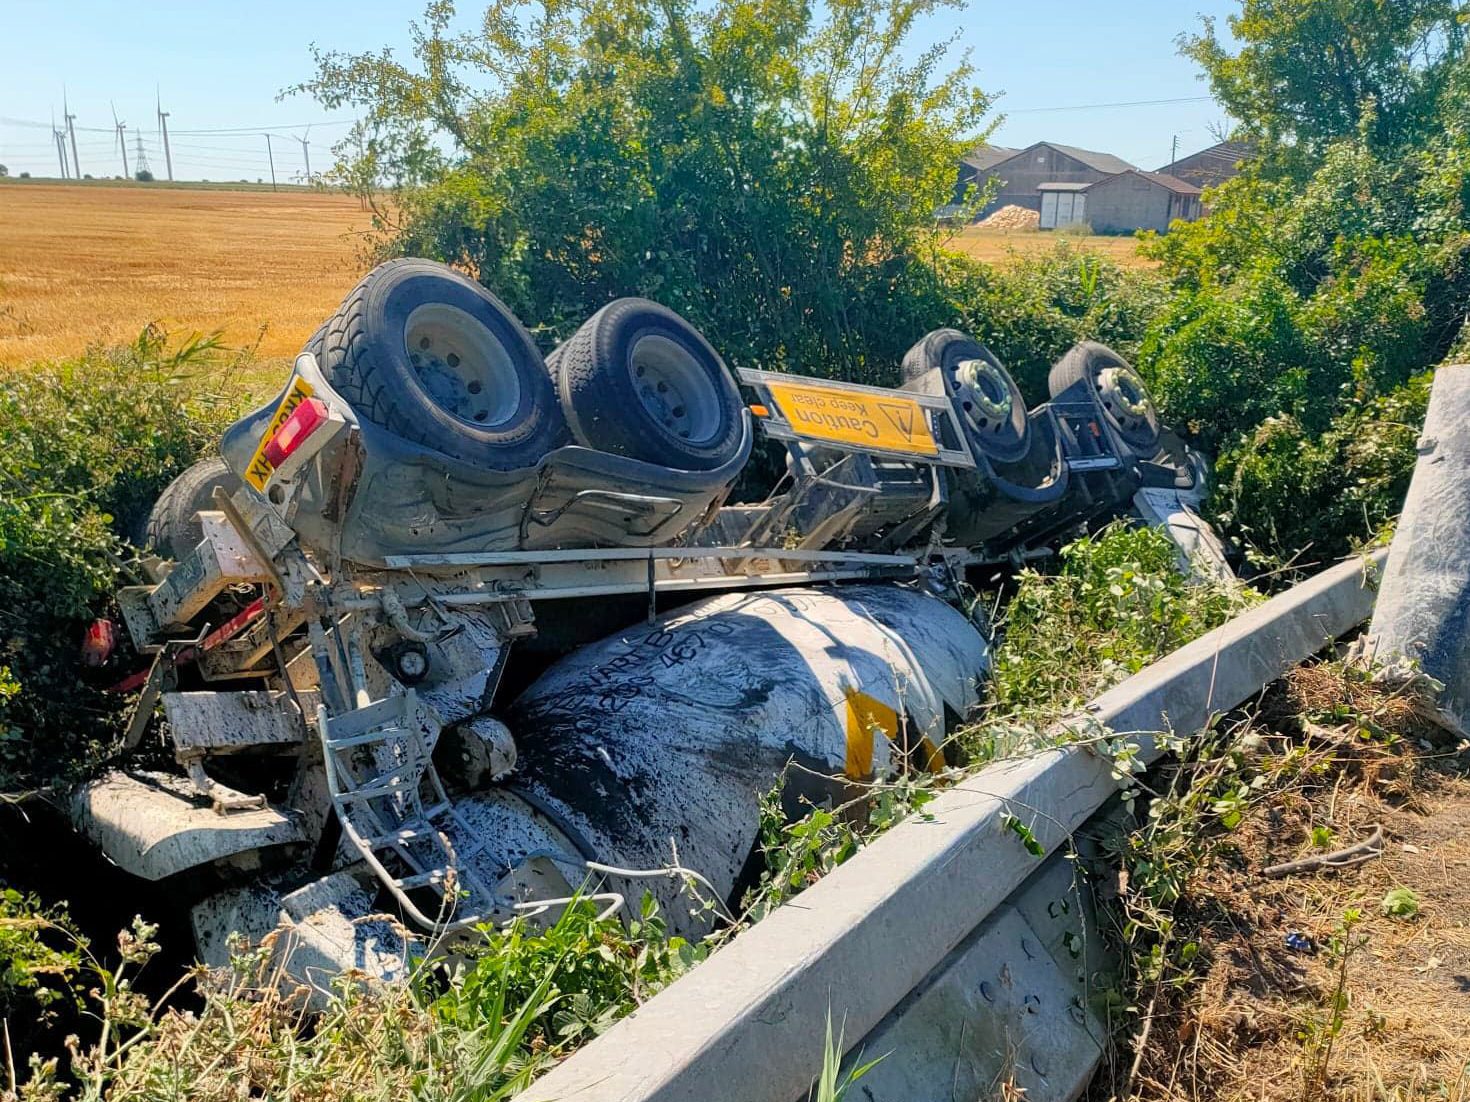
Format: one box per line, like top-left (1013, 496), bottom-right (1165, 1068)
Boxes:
top-left (765, 380), bottom-right (938, 457)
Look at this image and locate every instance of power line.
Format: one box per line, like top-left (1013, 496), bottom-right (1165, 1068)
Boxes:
top-left (166, 139), bottom-right (302, 155)
top-left (171, 120), bottom-right (354, 136)
top-left (1, 114), bottom-right (355, 135)
top-left (1006, 95), bottom-right (1214, 114)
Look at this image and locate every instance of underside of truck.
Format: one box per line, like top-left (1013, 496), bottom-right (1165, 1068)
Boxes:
top-left (72, 258), bottom-right (1229, 987)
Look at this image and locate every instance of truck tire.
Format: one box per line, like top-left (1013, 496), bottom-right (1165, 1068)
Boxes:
top-left (317, 259), bottom-right (567, 469)
top-left (900, 329), bottom-right (1031, 464)
top-left (1048, 341), bottom-right (1160, 456)
top-left (549, 298), bottom-right (744, 471)
top-left (145, 456), bottom-right (242, 560)
top-left (301, 320), bottom-right (325, 363)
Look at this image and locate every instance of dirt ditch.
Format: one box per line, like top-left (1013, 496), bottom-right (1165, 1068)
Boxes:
top-left (1109, 664), bottom-right (1470, 1102)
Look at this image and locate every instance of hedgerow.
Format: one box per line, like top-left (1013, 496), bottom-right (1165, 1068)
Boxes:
top-left (1214, 375), bottom-right (1431, 567)
top-left (0, 328), bottom-right (241, 793)
top-left (945, 246), bottom-right (1166, 401)
top-left (1131, 25), bottom-right (1470, 562)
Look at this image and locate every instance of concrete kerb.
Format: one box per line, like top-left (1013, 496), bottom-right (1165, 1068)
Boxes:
top-left (515, 550), bottom-right (1387, 1102)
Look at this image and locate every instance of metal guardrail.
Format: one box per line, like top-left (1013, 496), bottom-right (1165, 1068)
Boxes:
top-left (515, 550), bottom-right (1387, 1102)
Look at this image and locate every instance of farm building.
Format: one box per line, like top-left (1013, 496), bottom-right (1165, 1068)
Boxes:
top-left (1038, 170), bottom-right (1202, 233)
top-left (1156, 140), bottom-right (1253, 190)
top-left (955, 140), bottom-right (1136, 217)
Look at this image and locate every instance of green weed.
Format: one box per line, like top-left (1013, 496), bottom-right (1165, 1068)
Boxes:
top-left (7, 897), bottom-right (694, 1102)
top-left (965, 523), bottom-right (1253, 757)
top-left (1299, 908), bottom-right (1368, 1100)
top-left (1379, 887), bottom-right (1420, 919)
top-left (809, 1011), bottom-right (884, 1102)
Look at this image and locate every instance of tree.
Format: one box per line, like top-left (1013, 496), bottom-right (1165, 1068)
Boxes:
top-left (298, 0), bottom-right (993, 382)
top-left (1181, 0), bottom-right (1468, 159)
top-left (1138, 0), bottom-right (1470, 563)
top-left (0, 165), bottom-right (8, 177)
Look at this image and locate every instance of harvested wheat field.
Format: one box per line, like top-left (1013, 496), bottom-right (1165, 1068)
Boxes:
top-left (947, 223), bottom-right (1155, 267)
top-left (0, 181), bottom-right (370, 372)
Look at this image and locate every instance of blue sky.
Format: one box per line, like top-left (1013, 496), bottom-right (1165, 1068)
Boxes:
top-left (0, 0), bottom-right (1239, 181)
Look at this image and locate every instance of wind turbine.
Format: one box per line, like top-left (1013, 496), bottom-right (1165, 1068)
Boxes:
top-left (51, 108), bottom-right (69, 179)
top-left (112, 102), bottom-right (129, 178)
top-left (156, 88), bottom-right (174, 182)
top-left (294, 126), bottom-right (312, 184)
top-left (63, 88), bottom-right (80, 178)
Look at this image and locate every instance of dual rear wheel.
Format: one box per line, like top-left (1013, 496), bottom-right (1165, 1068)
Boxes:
top-left (306, 261), bottom-right (744, 474)
top-left (1048, 340), bottom-right (1161, 456)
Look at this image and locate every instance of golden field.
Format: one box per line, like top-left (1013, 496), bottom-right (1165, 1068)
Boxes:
top-left (945, 224), bottom-right (1155, 267)
top-left (0, 182), bottom-right (370, 376)
top-left (0, 182), bottom-right (1151, 394)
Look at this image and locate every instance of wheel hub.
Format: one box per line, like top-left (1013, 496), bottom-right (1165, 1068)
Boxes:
top-left (630, 334), bottom-right (720, 445)
top-left (1096, 365), bottom-right (1151, 428)
top-left (404, 303), bottom-right (521, 429)
top-left (950, 357), bottom-right (1014, 435)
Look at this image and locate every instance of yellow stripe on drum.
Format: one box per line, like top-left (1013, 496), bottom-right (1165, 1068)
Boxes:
top-left (843, 688), bottom-right (949, 778)
top-left (843, 689), bottom-right (897, 779)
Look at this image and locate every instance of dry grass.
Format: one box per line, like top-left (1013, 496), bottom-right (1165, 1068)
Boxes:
top-left (1114, 664), bottom-right (1470, 1102)
top-left (944, 224), bottom-right (1156, 268)
top-left (0, 181), bottom-right (372, 390)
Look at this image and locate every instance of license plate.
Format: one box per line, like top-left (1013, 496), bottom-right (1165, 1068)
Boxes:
top-left (244, 375), bottom-right (316, 491)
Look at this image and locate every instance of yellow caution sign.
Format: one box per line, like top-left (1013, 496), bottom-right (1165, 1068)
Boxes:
top-left (766, 379), bottom-right (939, 458)
top-left (244, 375), bottom-right (315, 491)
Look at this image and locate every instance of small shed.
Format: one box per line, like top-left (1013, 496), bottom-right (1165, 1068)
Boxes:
top-left (1037, 181), bottom-right (1090, 229)
top-left (1082, 171), bottom-right (1201, 233)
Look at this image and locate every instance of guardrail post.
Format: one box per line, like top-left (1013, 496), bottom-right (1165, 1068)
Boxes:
top-left (1365, 364), bottom-right (1470, 733)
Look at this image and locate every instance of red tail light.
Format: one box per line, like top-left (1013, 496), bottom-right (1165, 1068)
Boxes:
top-left (263, 397), bottom-right (330, 469)
top-left (82, 618), bottom-right (116, 667)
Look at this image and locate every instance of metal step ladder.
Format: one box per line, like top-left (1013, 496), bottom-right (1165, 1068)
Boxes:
top-left (317, 690), bottom-right (501, 930)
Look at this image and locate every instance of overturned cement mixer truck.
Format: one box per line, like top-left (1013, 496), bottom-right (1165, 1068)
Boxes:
top-left (75, 259), bottom-right (1226, 987)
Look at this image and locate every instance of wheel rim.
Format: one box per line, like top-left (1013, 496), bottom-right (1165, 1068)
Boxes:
top-left (1096, 365), bottom-right (1152, 429)
top-left (949, 357), bottom-right (1014, 433)
top-left (404, 303), bottom-right (523, 428)
top-left (629, 334), bottom-right (723, 445)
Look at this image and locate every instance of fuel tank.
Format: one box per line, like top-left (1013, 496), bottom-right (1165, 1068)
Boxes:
top-left (485, 583), bottom-right (989, 927)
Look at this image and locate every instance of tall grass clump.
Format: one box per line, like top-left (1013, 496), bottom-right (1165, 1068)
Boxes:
top-left (9, 897), bottom-right (700, 1102)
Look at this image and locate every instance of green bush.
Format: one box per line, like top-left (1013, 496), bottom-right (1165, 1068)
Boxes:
top-left (1138, 263), bottom-right (1317, 452)
top-left (981, 524), bottom-right (1255, 729)
top-left (947, 246), bottom-right (1166, 401)
top-left (302, 0), bottom-right (991, 386)
top-left (1135, 123), bottom-right (1470, 555)
top-left (0, 329), bottom-right (241, 792)
top-left (1214, 374), bottom-right (1430, 564)
top-left (0, 886), bottom-right (83, 1012)
top-left (434, 894), bottom-right (702, 1052)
